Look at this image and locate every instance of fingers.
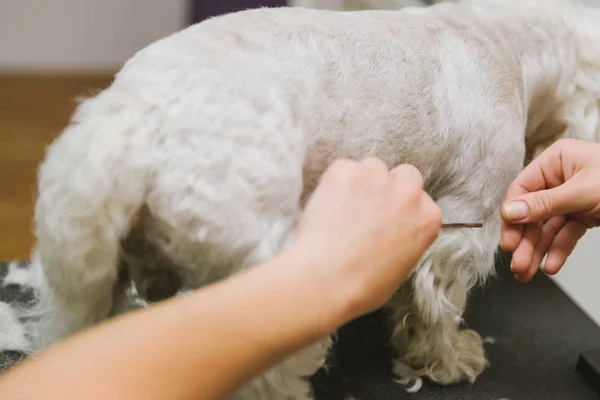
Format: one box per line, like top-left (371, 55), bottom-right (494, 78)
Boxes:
top-left (510, 223), bottom-right (541, 280)
top-left (543, 218), bottom-right (588, 275)
top-left (509, 138), bottom-right (580, 194)
top-left (319, 159), bottom-right (362, 189)
top-left (420, 192), bottom-right (443, 241)
top-left (391, 163), bottom-right (424, 189)
top-left (326, 159), bottom-right (424, 191)
top-left (390, 164), bottom-right (440, 243)
top-left (360, 157), bottom-right (393, 189)
top-left (501, 138), bottom-right (600, 226)
top-left (501, 139), bottom-right (598, 252)
top-left (512, 216), bottom-right (566, 282)
top-left (501, 171), bottom-right (531, 252)
top-left (501, 179), bottom-right (587, 224)
top-left (501, 222), bottom-right (524, 253)
top-left (360, 157), bottom-right (390, 174)
top-left (529, 216), bottom-right (567, 277)
top-left (500, 139), bottom-right (573, 250)
top-left (570, 212), bottom-right (600, 229)
top-left (511, 216), bottom-right (587, 281)
top-left (320, 158), bottom-right (388, 193)
top-left (323, 159), bottom-right (437, 245)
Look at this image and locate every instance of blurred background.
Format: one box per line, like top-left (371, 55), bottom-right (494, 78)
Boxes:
top-left (0, 0), bottom-right (598, 326)
top-left (0, 0), bottom-right (435, 262)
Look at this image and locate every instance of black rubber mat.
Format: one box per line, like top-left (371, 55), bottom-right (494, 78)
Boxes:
top-left (311, 252), bottom-right (600, 399)
top-left (1, 253), bottom-right (599, 399)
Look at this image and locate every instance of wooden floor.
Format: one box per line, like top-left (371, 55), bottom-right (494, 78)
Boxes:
top-left (0, 73), bottom-right (114, 260)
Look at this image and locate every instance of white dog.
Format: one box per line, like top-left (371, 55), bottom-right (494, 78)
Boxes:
top-left (6, 0), bottom-right (600, 398)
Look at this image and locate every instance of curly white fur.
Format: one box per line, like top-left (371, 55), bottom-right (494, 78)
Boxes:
top-left (0, 302), bottom-right (28, 353)
top-left (5, 0), bottom-right (600, 398)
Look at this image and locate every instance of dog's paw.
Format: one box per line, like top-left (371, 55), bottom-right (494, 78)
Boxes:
top-left (420, 329), bottom-right (487, 385)
top-left (392, 359), bottom-right (424, 393)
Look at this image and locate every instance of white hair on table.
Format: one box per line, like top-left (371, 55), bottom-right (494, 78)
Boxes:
top-left (0, 302), bottom-right (28, 352)
top-left (2, 263), bottom-right (37, 290)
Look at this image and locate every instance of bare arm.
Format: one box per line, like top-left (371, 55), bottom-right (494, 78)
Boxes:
top-left (0, 246), bottom-right (344, 400)
top-left (0, 159), bottom-right (442, 400)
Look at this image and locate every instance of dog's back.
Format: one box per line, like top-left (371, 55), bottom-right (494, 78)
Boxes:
top-left (111, 4), bottom-right (526, 198)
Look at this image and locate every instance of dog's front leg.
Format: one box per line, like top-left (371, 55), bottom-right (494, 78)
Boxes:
top-left (387, 213), bottom-right (500, 386)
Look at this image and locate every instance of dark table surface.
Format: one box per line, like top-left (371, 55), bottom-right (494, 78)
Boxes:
top-left (1, 254), bottom-right (599, 399)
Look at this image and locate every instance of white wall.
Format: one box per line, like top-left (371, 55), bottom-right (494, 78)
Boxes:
top-left (551, 230), bottom-right (600, 327)
top-left (0, 0), bottom-right (188, 71)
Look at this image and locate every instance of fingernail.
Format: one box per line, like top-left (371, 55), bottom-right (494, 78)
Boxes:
top-left (504, 201), bottom-right (529, 220)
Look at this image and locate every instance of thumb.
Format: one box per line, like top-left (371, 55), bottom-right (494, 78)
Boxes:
top-left (502, 178), bottom-right (586, 223)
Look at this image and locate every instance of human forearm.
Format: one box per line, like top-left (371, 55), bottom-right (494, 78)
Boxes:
top-left (0, 246), bottom-right (344, 400)
top-left (0, 158), bottom-right (441, 400)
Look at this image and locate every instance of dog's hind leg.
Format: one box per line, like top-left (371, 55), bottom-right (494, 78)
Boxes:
top-left (152, 208), bottom-right (332, 400)
top-left (27, 93), bottom-right (149, 352)
top-left (150, 212), bottom-right (332, 400)
top-left (392, 228), bottom-right (496, 385)
top-left (229, 221), bottom-right (333, 400)
top-left (236, 338), bottom-right (333, 400)
top-left (29, 176), bottom-right (146, 352)
top-left (387, 197), bottom-right (502, 385)
top-left (386, 96), bottom-right (527, 385)
top-left (385, 132), bottom-right (528, 387)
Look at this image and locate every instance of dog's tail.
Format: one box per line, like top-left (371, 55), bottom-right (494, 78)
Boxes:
top-left (2, 87), bottom-right (151, 356)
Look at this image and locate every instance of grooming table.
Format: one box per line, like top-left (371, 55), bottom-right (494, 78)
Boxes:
top-left (1, 255), bottom-right (599, 399)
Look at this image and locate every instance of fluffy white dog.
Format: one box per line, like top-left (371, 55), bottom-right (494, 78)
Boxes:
top-left (7, 0), bottom-right (600, 398)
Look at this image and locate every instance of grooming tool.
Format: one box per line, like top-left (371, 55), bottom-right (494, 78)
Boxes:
top-left (441, 223), bottom-right (483, 229)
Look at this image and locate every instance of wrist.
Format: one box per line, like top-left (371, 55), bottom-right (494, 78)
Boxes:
top-left (279, 242), bottom-right (360, 334)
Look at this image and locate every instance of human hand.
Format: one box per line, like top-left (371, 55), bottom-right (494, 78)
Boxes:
top-left (501, 138), bottom-right (600, 282)
top-left (293, 157), bottom-right (442, 322)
